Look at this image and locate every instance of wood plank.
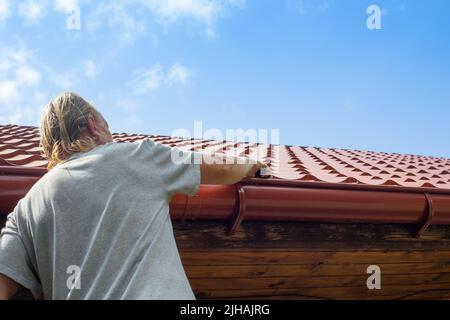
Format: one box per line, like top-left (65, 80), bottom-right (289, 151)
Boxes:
top-left (189, 273), bottom-right (450, 290)
top-left (184, 262), bottom-right (450, 278)
top-left (192, 283), bottom-right (450, 300)
top-left (214, 292), bottom-right (450, 300)
top-left (180, 249), bottom-right (450, 265)
top-left (174, 220), bottom-right (450, 250)
top-left (4, 218), bottom-right (450, 299)
top-left (176, 220), bottom-right (450, 299)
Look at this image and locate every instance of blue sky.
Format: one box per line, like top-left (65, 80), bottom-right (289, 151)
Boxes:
top-left (0, 0), bottom-right (449, 157)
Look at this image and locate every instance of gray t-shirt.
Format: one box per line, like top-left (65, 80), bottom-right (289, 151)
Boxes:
top-left (0, 139), bottom-right (201, 299)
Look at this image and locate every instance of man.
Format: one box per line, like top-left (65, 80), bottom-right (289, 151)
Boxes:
top-left (0, 92), bottom-right (267, 299)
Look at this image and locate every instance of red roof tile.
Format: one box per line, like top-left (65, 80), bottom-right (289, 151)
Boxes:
top-left (1, 124), bottom-right (450, 190)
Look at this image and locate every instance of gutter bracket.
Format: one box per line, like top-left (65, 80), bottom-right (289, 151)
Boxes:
top-left (179, 193), bottom-right (201, 223)
top-left (228, 183), bottom-right (246, 235)
top-left (415, 193), bottom-right (435, 239)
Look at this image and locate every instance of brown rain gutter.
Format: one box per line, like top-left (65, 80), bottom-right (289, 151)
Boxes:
top-left (170, 179), bottom-right (450, 238)
top-left (0, 167), bottom-right (43, 215)
top-left (1, 167), bottom-right (450, 238)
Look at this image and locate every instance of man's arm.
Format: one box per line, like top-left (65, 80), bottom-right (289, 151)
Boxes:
top-left (0, 274), bottom-right (20, 300)
top-left (200, 153), bottom-right (269, 185)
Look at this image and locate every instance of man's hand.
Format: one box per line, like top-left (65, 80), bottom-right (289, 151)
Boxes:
top-left (0, 274), bottom-right (20, 300)
top-left (245, 160), bottom-right (271, 178)
top-left (252, 161), bottom-right (272, 179)
top-left (200, 154), bottom-right (271, 185)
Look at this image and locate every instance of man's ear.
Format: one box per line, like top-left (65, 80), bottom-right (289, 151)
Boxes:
top-left (86, 114), bottom-right (97, 136)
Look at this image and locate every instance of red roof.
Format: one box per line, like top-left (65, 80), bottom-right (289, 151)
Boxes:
top-left (1, 124), bottom-right (450, 191)
top-left (2, 124), bottom-right (450, 237)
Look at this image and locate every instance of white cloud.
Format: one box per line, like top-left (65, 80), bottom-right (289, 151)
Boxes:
top-left (106, 5), bottom-right (147, 45)
top-left (0, 45), bottom-right (41, 87)
top-left (83, 0), bottom-right (245, 41)
top-left (84, 60), bottom-right (98, 79)
top-left (0, 0), bottom-right (11, 21)
top-left (0, 80), bottom-right (19, 104)
top-left (128, 63), bottom-right (191, 95)
top-left (16, 65), bottom-right (41, 85)
top-left (0, 42), bottom-right (105, 125)
top-left (54, 0), bottom-right (78, 13)
top-left (85, 2), bottom-right (148, 45)
top-left (53, 72), bottom-right (77, 89)
top-left (19, 0), bottom-right (45, 24)
top-left (5, 0), bottom-right (245, 39)
top-left (0, 43), bottom-right (50, 125)
top-left (167, 63), bottom-right (190, 85)
top-left (2, 48), bottom-right (30, 67)
top-left (142, 0), bottom-right (222, 24)
top-left (43, 59), bottom-right (100, 93)
top-left (140, 0), bottom-right (245, 37)
top-left (129, 64), bottom-right (163, 94)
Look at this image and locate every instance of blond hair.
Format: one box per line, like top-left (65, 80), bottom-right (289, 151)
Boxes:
top-left (40, 92), bottom-right (101, 170)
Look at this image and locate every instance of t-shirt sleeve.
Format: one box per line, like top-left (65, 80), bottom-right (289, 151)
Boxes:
top-left (0, 210), bottom-right (41, 298)
top-left (146, 139), bottom-right (201, 198)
